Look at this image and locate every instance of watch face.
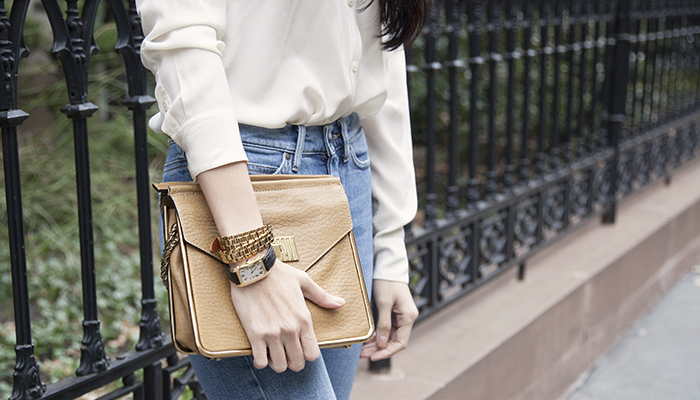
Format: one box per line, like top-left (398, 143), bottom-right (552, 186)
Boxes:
top-left (239, 261), bottom-right (265, 284)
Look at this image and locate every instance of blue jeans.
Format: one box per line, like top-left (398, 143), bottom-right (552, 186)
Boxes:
top-left (161, 113), bottom-right (373, 400)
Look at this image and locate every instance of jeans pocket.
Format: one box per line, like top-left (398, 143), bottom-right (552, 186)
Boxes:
top-left (244, 143), bottom-right (291, 175)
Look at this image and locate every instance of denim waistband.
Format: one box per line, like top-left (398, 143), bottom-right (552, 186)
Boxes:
top-left (239, 113), bottom-right (362, 173)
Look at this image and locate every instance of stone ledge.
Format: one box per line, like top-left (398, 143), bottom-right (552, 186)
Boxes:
top-left (351, 158), bottom-right (700, 400)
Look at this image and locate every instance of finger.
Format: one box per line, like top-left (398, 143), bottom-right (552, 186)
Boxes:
top-left (267, 340), bottom-right (288, 373)
top-left (279, 317), bottom-right (307, 372)
top-left (251, 340), bottom-right (269, 369)
top-left (375, 303), bottom-right (393, 349)
top-left (300, 323), bottom-right (320, 362)
top-left (369, 347), bottom-right (392, 361)
top-left (369, 339), bottom-right (407, 361)
top-left (369, 332), bottom-right (406, 360)
top-left (359, 333), bottom-right (378, 358)
top-left (284, 339), bottom-right (306, 372)
top-left (299, 275), bottom-right (345, 309)
top-left (369, 322), bottom-right (413, 360)
top-left (360, 342), bottom-right (379, 358)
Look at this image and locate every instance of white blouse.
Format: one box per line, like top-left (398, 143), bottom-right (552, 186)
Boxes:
top-left (136, 0), bottom-right (417, 283)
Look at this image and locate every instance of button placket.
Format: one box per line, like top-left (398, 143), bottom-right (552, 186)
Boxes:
top-left (156, 84), bottom-right (171, 111)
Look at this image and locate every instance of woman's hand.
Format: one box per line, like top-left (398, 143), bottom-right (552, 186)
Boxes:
top-left (230, 260), bottom-right (345, 372)
top-left (360, 280), bottom-right (418, 361)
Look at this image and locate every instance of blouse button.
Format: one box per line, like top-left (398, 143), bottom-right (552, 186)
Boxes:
top-left (351, 61), bottom-right (358, 73)
top-left (347, 0), bottom-right (354, 6)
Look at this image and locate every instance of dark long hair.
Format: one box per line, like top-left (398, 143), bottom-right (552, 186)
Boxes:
top-left (376, 0), bottom-right (432, 50)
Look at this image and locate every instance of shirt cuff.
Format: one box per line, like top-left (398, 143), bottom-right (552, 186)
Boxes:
top-left (171, 108), bottom-right (248, 178)
top-left (372, 227), bottom-right (410, 283)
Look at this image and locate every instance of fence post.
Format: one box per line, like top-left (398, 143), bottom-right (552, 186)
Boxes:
top-left (602, 0), bottom-right (632, 224)
top-left (107, 0), bottom-right (164, 351)
top-left (424, 5), bottom-right (440, 227)
top-left (0, 0), bottom-right (47, 398)
top-left (41, 0), bottom-right (112, 376)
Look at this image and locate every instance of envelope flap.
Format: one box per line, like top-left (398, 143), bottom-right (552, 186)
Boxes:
top-left (162, 176), bottom-right (353, 271)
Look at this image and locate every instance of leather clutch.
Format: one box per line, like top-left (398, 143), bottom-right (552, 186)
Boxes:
top-left (154, 175), bottom-right (374, 359)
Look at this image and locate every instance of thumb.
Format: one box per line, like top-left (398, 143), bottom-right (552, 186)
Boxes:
top-left (300, 275), bottom-right (345, 309)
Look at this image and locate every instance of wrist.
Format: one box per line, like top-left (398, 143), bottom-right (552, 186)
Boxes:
top-left (197, 161), bottom-right (264, 236)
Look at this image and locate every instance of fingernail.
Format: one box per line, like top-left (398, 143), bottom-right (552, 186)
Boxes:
top-left (333, 296), bottom-right (346, 306)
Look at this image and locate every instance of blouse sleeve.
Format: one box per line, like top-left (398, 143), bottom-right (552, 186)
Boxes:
top-left (137, 0), bottom-right (247, 178)
top-left (360, 47), bottom-right (418, 283)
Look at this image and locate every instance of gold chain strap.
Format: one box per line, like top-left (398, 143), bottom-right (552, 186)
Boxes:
top-left (160, 223), bottom-right (179, 287)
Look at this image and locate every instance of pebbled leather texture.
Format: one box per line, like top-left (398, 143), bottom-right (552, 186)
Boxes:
top-left (155, 175), bottom-right (374, 358)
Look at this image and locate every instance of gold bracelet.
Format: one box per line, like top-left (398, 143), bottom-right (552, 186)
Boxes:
top-left (211, 223), bottom-right (274, 264)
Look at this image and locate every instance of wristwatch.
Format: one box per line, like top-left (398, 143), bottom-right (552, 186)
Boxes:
top-left (225, 246), bottom-right (277, 286)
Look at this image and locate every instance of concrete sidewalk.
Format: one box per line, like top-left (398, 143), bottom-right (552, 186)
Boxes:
top-left (565, 269), bottom-right (700, 400)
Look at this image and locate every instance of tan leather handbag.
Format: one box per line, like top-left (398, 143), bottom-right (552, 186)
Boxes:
top-left (154, 175), bottom-right (374, 359)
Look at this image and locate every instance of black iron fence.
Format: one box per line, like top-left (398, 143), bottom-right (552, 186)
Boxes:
top-left (405, 0), bottom-right (700, 320)
top-left (2, 0), bottom-right (197, 399)
top-left (3, 0), bottom-right (700, 399)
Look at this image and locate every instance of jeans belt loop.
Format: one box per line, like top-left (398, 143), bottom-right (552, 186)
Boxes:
top-left (340, 117), bottom-right (351, 163)
top-left (292, 125), bottom-right (306, 173)
top-left (323, 124), bottom-right (336, 159)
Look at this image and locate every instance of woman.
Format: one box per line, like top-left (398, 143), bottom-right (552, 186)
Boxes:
top-left (137, 0), bottom-right (427, 398)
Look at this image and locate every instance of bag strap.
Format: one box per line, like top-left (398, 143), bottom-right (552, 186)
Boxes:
top-left (160, 222), bottom-right (180, 287)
